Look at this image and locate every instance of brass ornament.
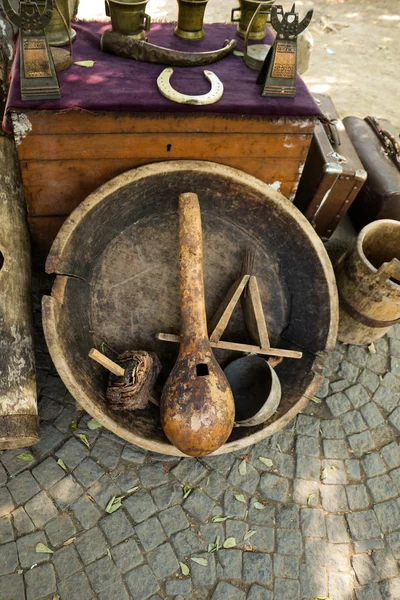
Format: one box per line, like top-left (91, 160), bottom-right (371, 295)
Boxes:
top-left (3, 0), bottom-right (61, 101)
top-left (231, 0), bottom-right (275, 40)
top-left (105, 0), bottom-right (151, 39)
top-left (174, 0), bottom-right (209, 41)
top-left (257, 3), bottom-right (313, 98)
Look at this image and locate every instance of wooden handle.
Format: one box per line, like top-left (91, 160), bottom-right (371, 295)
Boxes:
top-left (179, 193), bottom-right (208, 343)
top-left (377, 258), bottom-right (400, 282)
top-left (89, 348), bottom-right (125, 377)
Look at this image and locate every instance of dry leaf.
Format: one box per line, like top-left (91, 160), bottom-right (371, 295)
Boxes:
top-left (307, 493), bottom-right (317, 505)
top-left (311, 396), bottom-right (322, 404)
top-left (87, 419), bottom-right (102, 430)
top-left (223, 537), bottom-right (237, 549)
top-left (183, 484), bottom-right (192, 499)
top-left (233, 50), bottom-right (244, 56)
top-left (126, 486), bottom-right (139, 494)
top-left (179, 561), bottom-right (190, 576)
top-left (74, 60), bottom-right (95, 67)
top-left (76, 433), bottom-right (90, 448)
top-left (239, 459), bottom-right (247, 475)
top-left (244, 530), bottom-right (257, 541)
top-left (212, 515), bottom-right (231, 522)
top-left (105, 495), bottom-right (124, 514)
top-left (17, 453), bottom-right (34, 461)
top-left (259, 457), bottom-right (273, 467)
top-left (57, 458), bottom-right (68, 472)
top-left (320, 468), bottom-right (328, 481)
top-left (368, 343), bottom-right (376, 354)
top-left (69, 420), bottom-right (77, 432)
top-left (191, 557), bottom-right (208, 566)
top-left (253, 502), bottom-right (265, 510)
top-left (36, 543), bottom-right (53, 554)
top-left (234, 493), bottom-right (246, 504)
top-left (63, 537), bottom-right (76, 546)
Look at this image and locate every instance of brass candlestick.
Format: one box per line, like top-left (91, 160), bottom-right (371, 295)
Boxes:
top-left (174, 0), bottom-right (209, 41)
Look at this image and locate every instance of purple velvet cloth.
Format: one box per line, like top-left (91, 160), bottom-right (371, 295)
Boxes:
top-left (4, 21), bottom-right (321, 128)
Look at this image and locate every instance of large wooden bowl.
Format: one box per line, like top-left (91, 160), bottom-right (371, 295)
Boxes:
top-left (43, 161), bottom-right (338, 456)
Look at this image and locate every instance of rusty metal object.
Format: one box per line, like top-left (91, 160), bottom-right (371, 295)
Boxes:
top-left (100, 29), bottom-right (236, 67)
top-left (336, 219), bottom-right (400, 345)
top-left (160, 193), bottom-right (235, 457)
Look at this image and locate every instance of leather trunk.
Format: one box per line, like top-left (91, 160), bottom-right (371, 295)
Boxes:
top-left (294, 94), bottom-right (367, 239)
top-left (343, 116), bottom-right (400, 231)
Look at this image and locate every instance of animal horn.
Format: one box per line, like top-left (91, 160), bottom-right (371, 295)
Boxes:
top-left (297, 8), bottom-right (314, 34)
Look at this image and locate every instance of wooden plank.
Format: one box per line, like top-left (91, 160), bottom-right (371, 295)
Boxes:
top-left (21, 110), bottom-right (317, 136)
top-left (247, 276), bottom-right (271, 348)
top-left (21, 158), bottom-right (303, 216)
top-left (28, 216), bottom-right (66, 255)
top-left (17, 132), bottom-right (312, 161)
top-left (209, 275), bottom-right (250, 343)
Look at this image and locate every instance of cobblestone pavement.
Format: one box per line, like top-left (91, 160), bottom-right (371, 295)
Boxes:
top-left (2, 281), bottom-right (400, 600)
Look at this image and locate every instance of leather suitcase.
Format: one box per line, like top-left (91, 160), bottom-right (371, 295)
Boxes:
top-left (343, 116), bottom-right (400, 231)
top-left (294, 93), bottom-right (367, 239)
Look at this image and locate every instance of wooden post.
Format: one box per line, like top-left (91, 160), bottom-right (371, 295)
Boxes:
top-left (0, 136), bottom-right (39, 449)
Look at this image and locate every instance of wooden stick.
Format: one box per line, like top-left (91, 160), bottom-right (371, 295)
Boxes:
top-left (156, 333), bottom-right (303, 359)
top-left (247, 276), bottom-right (271, 348)
top-left (89, 348), bottom-right (125, 377)
top-left (209, 275), bottom-right (250, 342)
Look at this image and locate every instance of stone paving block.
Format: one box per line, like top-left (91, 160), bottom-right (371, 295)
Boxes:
top-left (0, 517), bottom-right (14, 544)
top-left (112, 467), bottom-right (140, 494)
top-left (390, 467), bottom-right (400, 493)
top-left (352, 554), bottom-right (379, 585)
top-left (273, 554), bottom-right (299, 579)
top-left (380, 577), bottom-right (400, 600)
top-left (151, 483), bottom-right (182, 511)
top-left (57, 570), bottom-right (94, 600)
top-left (25, 491), bottom-right (58, 528)
top-left (111, 538), bottom-right (143, 574)
top-left (341, 410), bottom-right (368, 435)
top-left (53, 544), bottom-right (83, 579)
top-left (157, 504), bottom-right (189, 537)
top-left (183, 489), bottom-right (215, 522)
top-left (389, 337), bottom-right (400, 357)
top-left (329, 571), bottom-right (354, 600)
top-left (165, 577), bottom-right (192, 596)
top-left (249, 526), bottom-right (275, 553)
top-left (348, 345), bottom-right (368, 368)
top-left (124, 490), bottom-right (157, 523)
top-left (321, 459), bottom-right (347, 484)
top-left (330, 379), bottom-right (350, 393)
top-left (223, 489), bottom-right (247, 518)
top-left (0, 463), bottom-right (7, 486)
top-left (276, 529), bottom-right (302, 555)
top-left (304, 537), bottom-right (326, 565)
top-left (354, 539), bottom-right (385, 553)
top-left (0, 541), bottom-right (18, 576)
top-left (300, 508), bottom-right (325, 538)
top-left (326, 542), bottom-right (351, 572)
top-left (374, 499), bottom-right (400, 534)
top-left (121, 445), bottom-right (147, 465)
top-left (292, 478), bottom-right (319, 506)
top-left (299, 564), bottom-right (327, 598)
top-left (73, 457), bottom-right (105, 488)
top-left (320, 484), bottom-right (348, 513)
top-left (274, 578), bottom-right (300, 600)
top-left (348, 430), bottom-right (376, 457)
top-left (374, 336), bottom-right (388, 355)
top-left (247, 502), bottom-right (275, 526)
top-left (361, 402), bottom-right (385, 428)
top-left (381, 441), bottom-right (400, 469)
top-left (125, 564), bottom-right (160, 600)
top-left (87, 475), bottom-right (123, 511)
top-left (320, 418), bottom-right (346, 439)
top-left (338, 360), bottom-right (359, 382)
top-left (54, 406), bottom-right (80, 433)
top-left (98, 582), bottom-right (130, 600)
top-left (296, 414), bottom-right (320, 437)
top-left (7, 471), bottom-right (40, 505)
top-left (389, 407), bottom-right (400, 432)
top-left (372, 548), bottom-right (399, 579)
top-left (172, 458), bottom-right (209, 484)
top-left (211, 581), bottom-right (245, 600)
top-left (86, 554), bottom-right (121, 593)
top-left (11, 506), bottom-right (35, 536)
top-left (100, 509), bottom-right (134, 546)
top-left (346, 459), bottom-right (362, 481)
top-left (386, 530), bottom-right (400, 559)
top-left (32, 457), bottom-right (65, 489)
top-left (25, 562), bottom-right (56, 600)
top-left (49, 475), bottom-right (83, 509)
top-left (190, 552), bottom-right (216, 587)
top-left (38, 394), bottom-right (63, 421)
top-left (347, 510), bottom-right (381, 541)
top-left (171, 527), bottom-right (205, 558)
top-left (56, 437), bottom-right (89, 470)
top-left (367, 474), bottom-right (398, 503)
top-left (323, 438), bottom-right (349, 459)
top-left (0, 573), bottom-right (25, 600)
top-left (358, 369), bottom-right (380, 393)
top-left (251, 450), bottom-right (275, 473)
top-left (17, 531), bottom-right (50, 568)
top-left (247, 584), bottom-right (273, 600)
top-left (315, 377), bottom-right (330, 398)
top-left (260, 472), bottom-right (289, 502)
top-left (201, 470), bottom-right (228, 500)
top-left (381, 370), bottom-right (400, 392)
top-left (1, 448), bottom-right (36, 477)
top-left (362, 452), bottom-right (387, 477)
top-left (216, 549), bottom-right (242, 580)
top-left (367, 352), bottom-right (387, 374)
top-left (243, 552), bottom-right (273, 586)
top-left (225, 519), bottom-right (248, 547)
top-left (269, 429), bottom-right (295, 454)
top-left (346, 484), bottom-right (370, 510)
top-left (355, 584), bottom-right (384, 600)
top-left (326, 514), bottom-right (349, 543)
top-left (326, 392), bottom-right (352, 417)
top-left (295, 435), bottom-right (319, 457)
top-left (91, 436), bottom-right (122, 470)
top-left (372, 423), bottom-right (396, 447)
top-left (45, 513), bottom-right (76, 547)
top-left (227, 460), bottom-right (260, 493)
top-left (277, 504), bottom-right (299, 529)
top-left (33, 423), bottom-right (65, 459)
top-left (344, 383), bottom-right (370, 409)
top-left (147, 542), bottom-right (179, 580)
top-left (75, 526), bottom-right (108, 565)
top-left (72, 494), bottom-right (101, 529)
top-left (295, 455), bottom-right (320, 481)
top-left (390, 356), bottom-right (400, 376)
top-left (135, 516), bottom-right (166, 552)
top-left (271, 452), bottom-right (295, 479)
top-left (373, 386), bottom-right (399, 413)
top-left (0, 487), bottom-right (14, 518)
top-left (139, 464), bottom-right (169, 489)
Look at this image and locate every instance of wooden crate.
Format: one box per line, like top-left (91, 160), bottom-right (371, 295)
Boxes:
top-left (11, 109), bottom-right (315, 254)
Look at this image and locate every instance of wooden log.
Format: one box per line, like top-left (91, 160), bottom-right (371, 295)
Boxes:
top-left (0, 136), bottom-right (39, 449)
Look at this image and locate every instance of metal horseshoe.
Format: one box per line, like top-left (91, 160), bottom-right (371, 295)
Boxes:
top-left (157, 68), bottom-right (224, 106)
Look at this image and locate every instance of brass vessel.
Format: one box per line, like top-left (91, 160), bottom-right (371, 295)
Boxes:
top-left (174, 0), bottom-right (209, 41)
top-left (37, 0), bottom-right (77, 46)
top-left (105, 0), bottom-right (151, 39)
top-left (231, 0), bottom-right (275, 40)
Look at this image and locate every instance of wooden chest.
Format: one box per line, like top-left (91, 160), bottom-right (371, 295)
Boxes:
top-left (10, 109), bottom-right (315, 254)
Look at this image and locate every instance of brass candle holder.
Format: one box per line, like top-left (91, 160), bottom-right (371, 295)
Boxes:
top-left (231, 0), bottom-right (275, 40)
top-left (105, 0), bottom-right (151, 39)
top-left (174, 0), bottom-right (209, 41)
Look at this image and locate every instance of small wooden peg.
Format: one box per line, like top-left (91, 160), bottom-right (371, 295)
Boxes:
top-left (89, 348), bottom-right (125, 377)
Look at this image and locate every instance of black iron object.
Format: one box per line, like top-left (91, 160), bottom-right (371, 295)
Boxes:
top-left (257, 3), bottom-right (313, 98)
top-left (3, 0), bottom-right (60, 101)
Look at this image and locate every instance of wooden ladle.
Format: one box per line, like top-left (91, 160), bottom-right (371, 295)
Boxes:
top-left (160, 193), bottom-right (235, 456)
